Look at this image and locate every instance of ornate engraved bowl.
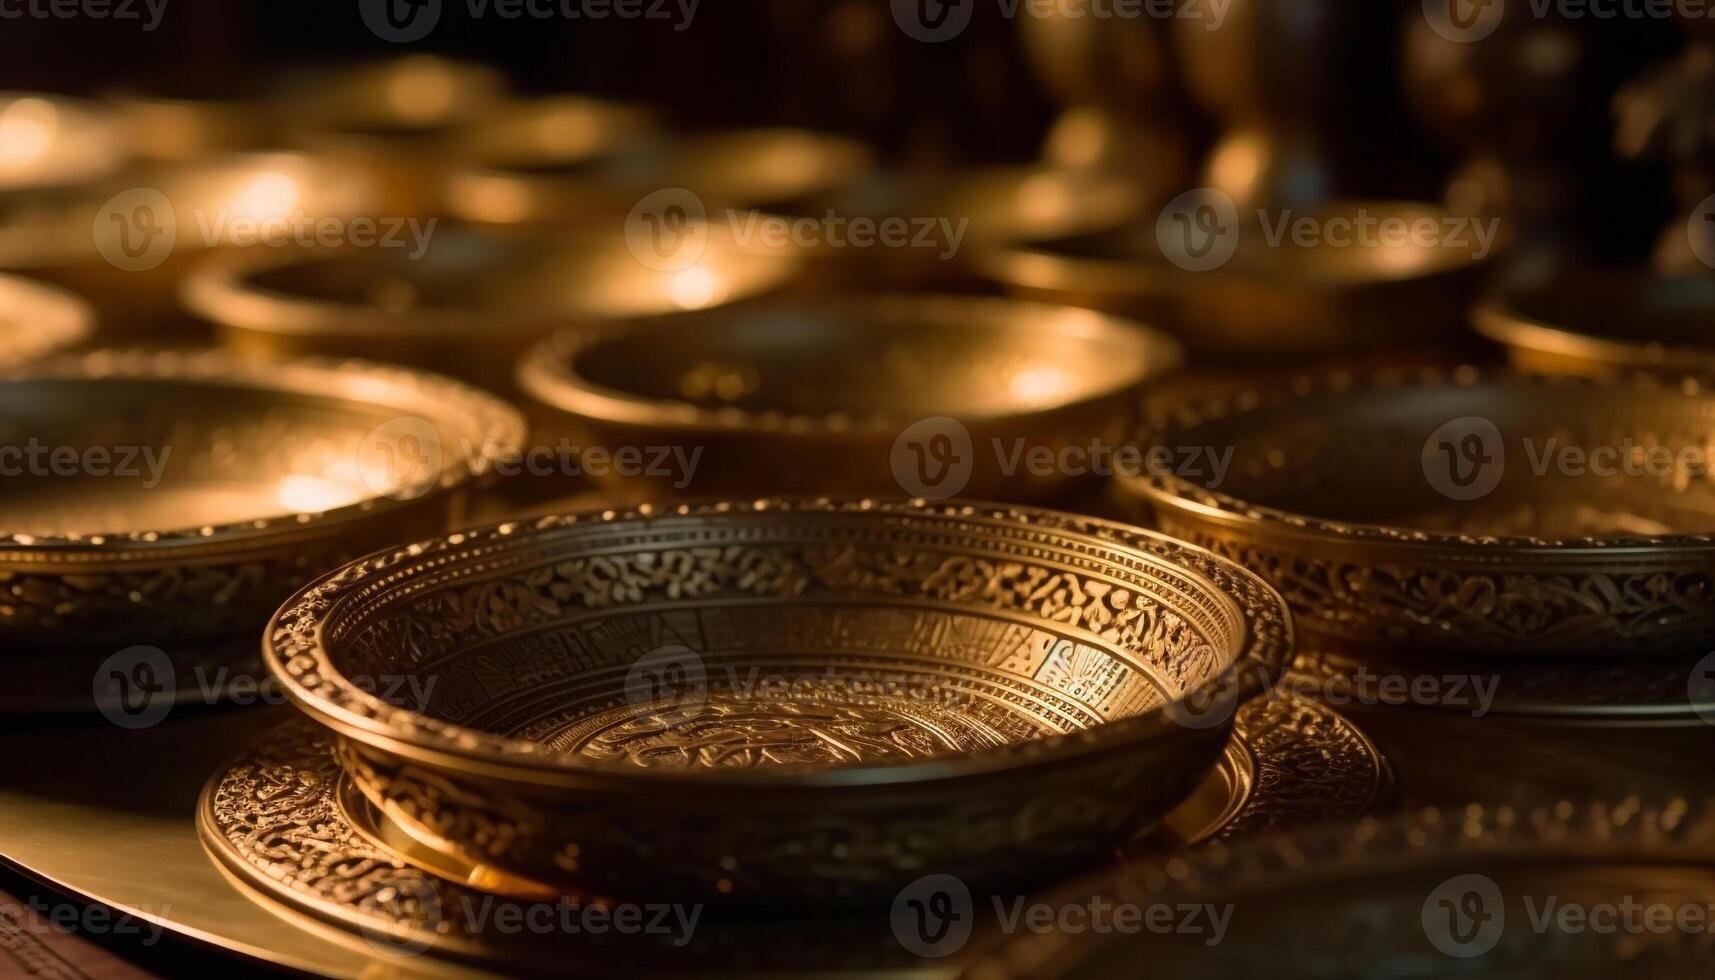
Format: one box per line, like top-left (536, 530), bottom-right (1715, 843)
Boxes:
top-left (263, 498), bottom-right (1292, 907)
top-left (0, 92), bottom-right (125, 195)
top-left (0, 275), bottom-right (92, 366)
top-left (977, 200), bottom-right (1489, 359)
top-left (1475, 269), bottom-right (1715, 380)
top-left (0, 150), bottom-right (379, 336)
top-left (0, 349), bottom-right (522, 653)
top-left (186, 223), bottom-right (801, 394)
top-left (752, 165), bottom-right (1143, 288)
top-left (443, 125), bottom-right (872, 227)
top-left (970, 798), bottom-right (1715, 979)
top-left (517, 296), bottom-right (1182, 501)
top-left (1119, 367), bottom-right (1715, 655)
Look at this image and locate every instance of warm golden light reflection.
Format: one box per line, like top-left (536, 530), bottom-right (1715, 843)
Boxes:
top-left (1008, 365), bottom-right (1074, 405)
top-left (387, 57), bottom-right (456, 125)
top-left (1015, 172), bottom-right (1072, 224)
top-left (230, 170), bottom-right (303, 221)
top-left (272, 474), bottom-right (363, 513)
top-left (668, 265), bottom-right (723, 309)
top-left (0, 98), bottom-right (59, 169)
top-left (458, 176), bottom-right (533, 224)
top-left (1207, 135), bottom-right (1264, 203)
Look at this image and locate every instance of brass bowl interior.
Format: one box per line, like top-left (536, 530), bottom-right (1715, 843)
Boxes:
top-left (0, 355), bottom-right (491, 538)
top-left (1173, 378), bottom-right (1715, 539)
top-left (530, 298), bottom-right (1178, 424)
top-left (311, 507), bottom-right (1247, 773)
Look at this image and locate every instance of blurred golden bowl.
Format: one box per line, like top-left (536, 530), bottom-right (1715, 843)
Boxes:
top-left (0, 92), bottom-right (125, 195)
top-left (979, 200), bottom-right (1492, 359)
top-left (185, 222), bottom-right (802, 393)
top-left (752, 165), bottom-right (1145, 289)
top-left (1120, 366), bottom-right (1715, 655)
top-left (105, 71), bottom-right (279, 163)
top-left (517, 294), bottom-right (1182, 502)
top-left (0, 150), bottom-right (379, 336)
top-left (0, 275), bottom-right (92, 365)
top-left (445, 125), bottom-right (872, 227)
top-left (1475, 269), bottom-right (1715, 380)
top-left (264, 497), bottom-right (1290, 906)
top-left (0, 349), bottom-right (521, 653)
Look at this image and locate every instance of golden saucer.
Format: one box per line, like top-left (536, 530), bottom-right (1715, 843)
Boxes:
top-left (0, 92), bottom-right (125, 195)
top-left (196, 693), bottom-right (1377, 973)
top-left (0, 150), bottom-right (380, 336)
top-left (284, 56), bottom-right (512, 215)
top-left (0, 348), bottom-right (521, 654)
top-left (443, 126), bottom-right (871, 227)
top-left (1475, 269), bottom-right (1715, 380)
top-left (753, 166), bottom-right (1143, 288)
top-left (185, 222), bottom-right (801, 394)
top-left (0, 274), bottom-right (92, 366)
top-left (977, 200), bottom-right (1490, 359)
top-left (264, 498), bottom-right (1291, 907)
top-left (970, 798), bottom-right (1715, 979)
top-left (517, 296), bottom-right (1181, 501)
top-left (1120, 366), bottom-right (1715, 655)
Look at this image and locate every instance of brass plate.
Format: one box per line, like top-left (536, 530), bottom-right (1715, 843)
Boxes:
top-left (969, 798), bottom-right (1715, 979)
top-left (264, 498), bottom-right (1289, 906)
top-left (1475, 269), bottom-right (1715, 380)
top-left (194, 693), bottom-right (1382, 975)
top-left (1122, 366), bottom-right (1715, 655)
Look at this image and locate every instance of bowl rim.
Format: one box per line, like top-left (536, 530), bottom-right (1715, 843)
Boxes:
top-left (0, 274), bottom-right (93, 366)
top-left (1472, 272), bottom-right (1715, 373)
top-left (263, 496), bottom-right (1292, 789)
top-left (0, 347), bottom-right (524, 557)
top-left (515, 293), bottom-right (1185, 435)
top-left (974, 198), bottom-right (1491, 297)
top-left (1120, 365), bottom-right (1715, 553)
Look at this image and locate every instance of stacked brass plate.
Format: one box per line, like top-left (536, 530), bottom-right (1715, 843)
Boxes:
top-left (184, 222), bottom-right (802, 394)
top-left (752, 166), bottom-right (1144, 288)
top-left (0, 349), bottom-right (522, 659)
top-left (1476, 269), bottom-right (1715, 380)
top-left (978, 201), bottom-right (1490, 359)
top-left (285, 56), bottom-right (513, 214)
top-left (0, 274), bottom-right (92, 366)
top-left (517, 296), bottom-right (1182, 501)
top-left (443, 125), bottom-right (873, 227)
top-left (0, 150), bottom-right (379, 336)
top-left (1118, 366), bottom-right (1715, 655)
top-left (969, 798), bottom-right (1715, 979)
top-left (0, 92), bottom-right (125, 195)
top-left (262, 498), bottom-right (1292, 908)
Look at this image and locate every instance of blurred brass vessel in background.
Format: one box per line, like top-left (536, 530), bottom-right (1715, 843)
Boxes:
top-left (1120, 367), bottom-right (1715, 655)
top-left (0, 93), bottom-right (125, 195)
top-left (518, 295), bottom-right (1182, 502)
top-left (186, 222), bottom-right (801, 394)
top-left (980, 201), bottom-right (1491, 360)
top-left (1476, 269), bottom-right (1715, 380)
top-left (0, 274), bottom-right (92, 366)
top-left (0, 349), bottom-right (521, 653)
top-left (264, 498), bottom-right (1290, 907)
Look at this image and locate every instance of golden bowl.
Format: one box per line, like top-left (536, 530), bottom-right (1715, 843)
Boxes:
top-left (284, 56), bottom-right (512, 214)
top-left (0, 349), bottom-right (522, 652)
top-left (186, 222), bottom-right (802, 394)
top-left (444, 125), bottom-right (872, 227)
top-left (0, 93), bottom-right (125, 195)
top-left (1475, 269), bottom-right (1715, 380)
top-left (971, 798), bottom-right (1715, 979)
top-left (1119, 366), bottom-right (1715, 655)
top-left (0, 275), bottom-right (92, 365)
top-left (517, 295), bottom-right (1182, 502)
top-left (751, 165), bottom-right (1144, 288)
top-left (263, 497), bottom-right (1291, 907)
top-left (0, 150), bottom-right (379, 337)
top-left (978, 200), bottom-right (1491, 359)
